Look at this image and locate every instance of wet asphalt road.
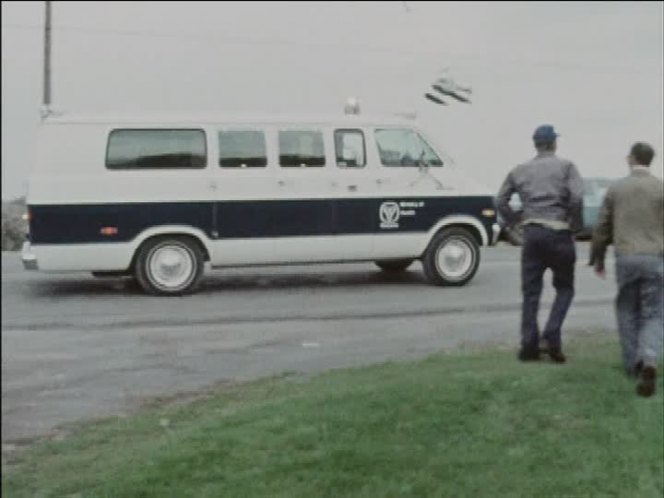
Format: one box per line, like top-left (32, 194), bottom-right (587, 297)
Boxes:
top-left (1, 243), bottom-right (617, 443)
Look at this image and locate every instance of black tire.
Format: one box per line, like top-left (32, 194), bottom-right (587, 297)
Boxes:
top-left (134, 236), bottom-right (204, 296)
top-left (123, 276), bottom-right (142, 292)
top-left (422, 227), bottom-right (480, 286)
top-left (375, 259), bottom-right (414, 272)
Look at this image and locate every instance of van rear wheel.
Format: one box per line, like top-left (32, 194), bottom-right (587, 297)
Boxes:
top-left (375, 259), bottom-right (414, 272)
top-left (135, 236), bottom-right (204, 296)
top-left (422, 228), bottom-right (480, 286)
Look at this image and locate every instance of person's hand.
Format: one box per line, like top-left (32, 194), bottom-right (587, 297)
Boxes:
top-left (594, 265), bottom-right (606, 279)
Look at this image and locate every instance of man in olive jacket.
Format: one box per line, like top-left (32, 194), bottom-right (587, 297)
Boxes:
top-left (590, 142), bottom-right (664, 397)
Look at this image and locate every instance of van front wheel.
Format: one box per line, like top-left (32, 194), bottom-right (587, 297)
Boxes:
top-left (422, 228), bottom-right (480, 286)
top-left (135, 236), bottom-right (204, 296)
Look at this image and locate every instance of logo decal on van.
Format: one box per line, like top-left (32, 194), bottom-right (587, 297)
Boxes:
top-left (379, 202), bottom-right (401, 229)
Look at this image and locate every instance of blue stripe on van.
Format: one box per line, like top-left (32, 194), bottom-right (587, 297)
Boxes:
top-left (29, 197), bottom-right (496, 245)
top-left (30, 202), bottom-right (215, 244)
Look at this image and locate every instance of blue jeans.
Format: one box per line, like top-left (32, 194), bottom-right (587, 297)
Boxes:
top-left (520, 225), bottom-right (576, 350)
top-left (615, 254), bottom-right (664, 373)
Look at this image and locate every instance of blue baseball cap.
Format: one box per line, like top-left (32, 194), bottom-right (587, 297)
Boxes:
top-left (532, 124), bottom-right (559, 144)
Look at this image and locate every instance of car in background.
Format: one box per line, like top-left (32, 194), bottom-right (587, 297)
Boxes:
top-left (497, 177), bottom-right (618, 245)
top-left (578, 177), bottom-right (616, 239)
top-left (497, 193), bottom-right (525, 246)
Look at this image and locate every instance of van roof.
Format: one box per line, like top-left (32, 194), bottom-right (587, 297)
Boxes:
top-left (41, 112), bottom-right (416, 127)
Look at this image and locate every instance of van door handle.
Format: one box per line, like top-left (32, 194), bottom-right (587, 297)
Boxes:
top-left (347, 185), bottom-right (358, 192)
top-left (209, 180), bottom-right (218, 191)
top-left (278, 180), bottom-right (286, 187)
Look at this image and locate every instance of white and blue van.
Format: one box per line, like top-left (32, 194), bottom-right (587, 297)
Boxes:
top-left (22, 111), bottom-right (499, 295)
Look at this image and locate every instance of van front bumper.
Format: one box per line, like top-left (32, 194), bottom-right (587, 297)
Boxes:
top-left (21, 241), bottom-right (39, 270)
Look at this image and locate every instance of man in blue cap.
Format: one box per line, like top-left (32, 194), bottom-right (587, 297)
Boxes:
top-left (496, 125), bottom-right (584, 362)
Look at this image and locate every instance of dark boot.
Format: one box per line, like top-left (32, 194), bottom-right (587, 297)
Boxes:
top-left (637, 366), bottom-right (657, 397)
top-left (629, 360), bottom-right (644, 379)
top-left (547, 347), bottom-right (567, 364)
top-left (518, 347), bottom-right (540, 362)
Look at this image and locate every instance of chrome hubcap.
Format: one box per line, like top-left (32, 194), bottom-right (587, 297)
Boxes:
top-left (148, 244), bottom-right (194, 290)
top-left (436, 238), bottom-right (474, 280)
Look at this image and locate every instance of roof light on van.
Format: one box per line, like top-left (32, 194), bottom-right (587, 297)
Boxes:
top-left (344, 97), bottom-right (361, 115)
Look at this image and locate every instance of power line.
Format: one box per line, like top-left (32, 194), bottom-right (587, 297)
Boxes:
top-left (43, 2), bottom-right (51, 108)
top-left (1, 22), bottom-right (660, 76)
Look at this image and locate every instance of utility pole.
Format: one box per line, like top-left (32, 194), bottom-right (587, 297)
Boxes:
top-left (42, 0), bottom-right (52, 116)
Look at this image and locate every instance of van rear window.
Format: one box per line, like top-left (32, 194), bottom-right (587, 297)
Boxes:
top-left (106, 129), bottom-right (207, 169)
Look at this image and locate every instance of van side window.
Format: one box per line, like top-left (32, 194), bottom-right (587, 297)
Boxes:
top-left (374, 129), bottom-right (443, 167)
top-left (334, 129), bottom-right (366, 168)
top-left (279, 130), bottom-right (325, 167)
top-left (106, 129), bottom-right (207, 169)
top-left (218, 130), bottom-right (267, 168)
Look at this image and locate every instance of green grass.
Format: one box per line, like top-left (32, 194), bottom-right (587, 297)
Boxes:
top-left (3, 334), bottom-right (663, 498)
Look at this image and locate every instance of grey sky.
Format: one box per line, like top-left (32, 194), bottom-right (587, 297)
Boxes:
top-left (2, 1), bottom-right (663, 199)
